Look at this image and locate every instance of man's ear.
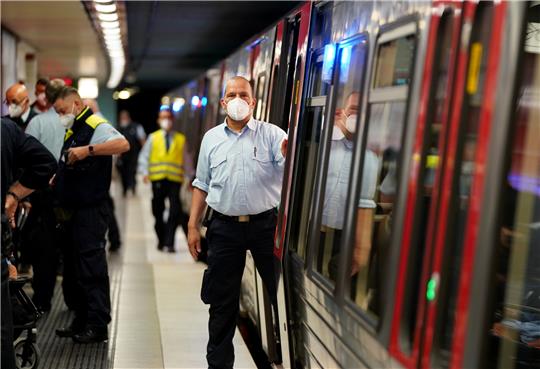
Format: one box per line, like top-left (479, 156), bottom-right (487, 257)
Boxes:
top-left (250, 98), bottom-right (257, 108)
top-left (220, 98), bottom-right (227, 109)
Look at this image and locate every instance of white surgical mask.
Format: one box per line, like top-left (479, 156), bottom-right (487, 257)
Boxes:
top-left (37, 92), bottom-right (47, 105)
top-left (226, 97), bottom-right (250, 121)
top-left (8, 103), bottom-right (24, 118)
top-left (332, 125), bottom-right (344, 140)
top-left (345, 114), bottom-right (358, 133)
top-left (159, 119), bottom-right (172, 130)
top-left (59, 103), bottom-right (76, 129)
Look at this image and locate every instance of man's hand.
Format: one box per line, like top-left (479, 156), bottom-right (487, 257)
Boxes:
top-left (5, 195), bottom-right (18, 228)
top-left (67, 146), bottom-right (90, 165)
top-left (187, 226), bottom-right (202, 260)
top-left (281, 138), bottom-right (288, 158)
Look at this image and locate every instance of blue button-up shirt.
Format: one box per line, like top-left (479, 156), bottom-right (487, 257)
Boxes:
top-left (322, 134), bottom-right (379, 229)
top-left (192, 118), bottom-right (287, 216)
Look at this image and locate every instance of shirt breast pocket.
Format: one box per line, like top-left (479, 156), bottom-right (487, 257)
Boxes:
top-left (252, 151), bottom-right (274, 180)
top-left (210, 156), bottom-right (228, 187)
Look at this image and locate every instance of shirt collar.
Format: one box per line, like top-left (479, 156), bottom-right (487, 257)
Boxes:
top-left (223, 117), bottom-right (257, 135)
top-left (21, 108), bottom-right (30, 123)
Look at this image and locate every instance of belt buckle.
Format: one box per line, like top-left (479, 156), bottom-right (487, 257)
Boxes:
top-left (238, 215), bottom-right (250, 222)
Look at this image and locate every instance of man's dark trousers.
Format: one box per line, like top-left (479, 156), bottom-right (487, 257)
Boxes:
top-left (151, 179), bottom-right (188, 247)
top-left (64, 201), bottom-right (111, 331)
top-left (202, 213), bottom-right (277, 369)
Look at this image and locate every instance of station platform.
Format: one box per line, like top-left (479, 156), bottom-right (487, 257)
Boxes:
top-left (33, 181), bottom-right (255, 369)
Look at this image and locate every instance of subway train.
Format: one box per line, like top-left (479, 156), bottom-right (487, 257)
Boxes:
top-left (166, 1), bottom-right (540, 368)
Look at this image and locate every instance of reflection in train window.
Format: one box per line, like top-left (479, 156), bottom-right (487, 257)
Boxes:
top-left (373, 34), bottom-right (416, 88)
top-left (485, 5), bottom-right (540, 368)
top-left (315, 40), bottom-right (368, 284)
top-left (288, 50), bottom-right (329, 260)
top-left (432, 3), bottom-right (493, 366)
top-left (348, 26), bottom-right (416, 320)
top-left (255, 74), bottom-right (267, 120)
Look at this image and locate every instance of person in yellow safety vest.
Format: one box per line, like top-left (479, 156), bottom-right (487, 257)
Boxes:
top-left (138, 109), bottom-right (193, 252)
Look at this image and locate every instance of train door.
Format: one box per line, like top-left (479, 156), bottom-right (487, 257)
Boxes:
top-left (270, 3), bottom-right (312, 367)
top-left (388, 2), bottom-right (516, 369)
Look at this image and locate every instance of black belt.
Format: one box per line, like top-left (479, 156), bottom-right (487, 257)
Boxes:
top-left (211, 208), bottom-right (275, 223)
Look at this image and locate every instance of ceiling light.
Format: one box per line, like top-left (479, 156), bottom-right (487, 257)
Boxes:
top-left (118, 90), bottom-right (130, 99)
top-left (101, 20), bottom-right (120, 29)
top-left (104, 33), bottom-right (121, 41)
top-left (94, 3), bottom-right (117, 13)
top-left (103, 27), bottom-right (121, 35)
top-left (94, 0), bottom-right (114, 4)
top-left (78, 78), bottom-right (99, 99)
top-left (98, 13), bottom-right (118, 22)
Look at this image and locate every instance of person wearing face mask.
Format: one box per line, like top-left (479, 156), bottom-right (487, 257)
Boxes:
top-left (31, 78), bottom-right (49, 114)
top-left (17, 78), bottom-right (65, 313)
top-left (138, 109), bottom-right (191, 252)
top-left (116, 110), bottom-right (146, 196)
top-left (317, 92), bottom-right (379, 281)
top-left (3, 83), bottom-right (37, 131)
top-left (188, 76), bottom-right (287, 369)
top-left (51, 86), bottom-right (130, 344)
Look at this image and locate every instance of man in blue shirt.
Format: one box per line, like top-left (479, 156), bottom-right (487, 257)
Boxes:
top-left (188, 76), bottom-right (287, 369)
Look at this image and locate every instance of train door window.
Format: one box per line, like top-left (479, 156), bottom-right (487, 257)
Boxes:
top-left (398, 11), bottom-right (455, 354)
top-left (428, 3), bottom-right (494, 367)
top-left (314, 38), bottom-right (368, 284)
top-left (288, 50), bottom-right (331, 259)
top-left (484, 4), bottom-right (540, 368)
top-left (255, 73), bottom-right (267, 120)
top-left (347, 23), bottom-right (417, 320)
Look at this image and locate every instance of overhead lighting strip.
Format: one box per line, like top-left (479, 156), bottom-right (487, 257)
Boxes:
top-left (92, 0), bottom-right (126, 88)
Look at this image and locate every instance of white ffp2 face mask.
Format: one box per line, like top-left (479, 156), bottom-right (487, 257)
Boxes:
top-left (345, 114), bottom-right (358, 133)
top-left (226, 97), bottom-right (250, 121)
top-left (59, 103), bottom-right (76, 129)
top-left (8, 104), bottom-right (24, 118)
top-left (159, 119), bottom-right (172, 130)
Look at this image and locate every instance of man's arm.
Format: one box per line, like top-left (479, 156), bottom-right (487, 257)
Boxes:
top-left (67, 138), bottom-right (130, 165)
top-left (187, 188), bottom-right (208, 260)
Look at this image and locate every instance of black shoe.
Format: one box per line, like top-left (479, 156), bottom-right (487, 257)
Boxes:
top-left (72, 327), bottom-right (108, 343)
top-left (109, 243), bottom-right (121, 252)
top-left (157, 243), bottom-right (164, 251)
top-left (56, 325), bottom-right (84, 338)
top-left (165, 245), bottom-right (175, 253)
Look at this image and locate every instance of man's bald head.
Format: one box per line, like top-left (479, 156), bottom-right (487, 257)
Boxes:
top-left (224, 76), bottom-right (253, 97)
top-left (5, 83), bottom-right (30, 116)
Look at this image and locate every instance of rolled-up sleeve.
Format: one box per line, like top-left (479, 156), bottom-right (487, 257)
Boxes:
top-left (192, 136), bottom-right (210, 193)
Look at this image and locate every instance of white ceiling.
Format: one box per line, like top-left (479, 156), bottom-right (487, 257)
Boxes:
top-left (1, 1), bottom-right (108, 83)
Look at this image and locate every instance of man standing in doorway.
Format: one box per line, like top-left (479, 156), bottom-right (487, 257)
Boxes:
top-left (117, 110), bottom-right (146, 196)
top-left (188, 76), bottom-right (287, 369)
top-left (138, 109), bottom-right (190, 252)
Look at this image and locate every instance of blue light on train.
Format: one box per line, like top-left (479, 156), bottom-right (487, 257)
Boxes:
top-left (340, 46), bottom-right (352, 82)
top-left (201, 97), bottom-right (208, 107)
top-left (191, 96), bottom-right (200, 107)
top-left (159, 104), bottom-right (169, 111)
top-left (322, 44), bottom-right (336, 82)
top-left (172, 98), bottom-right (185, 112)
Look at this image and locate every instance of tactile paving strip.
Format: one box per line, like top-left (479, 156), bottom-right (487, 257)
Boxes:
top-left (32, 252), bottom-right (123, 369)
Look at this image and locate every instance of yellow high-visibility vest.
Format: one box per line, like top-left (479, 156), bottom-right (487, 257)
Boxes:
top-left (148, 130), bottom-right (186, 183)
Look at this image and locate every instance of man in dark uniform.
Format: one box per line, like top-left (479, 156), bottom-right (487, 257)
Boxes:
top-left (188, 76), bottom-right (287, 369)
top-left (1, 117), bottom-right (57, 369)
top-left (116, 110), bottom-right (146, 196)
top-left (4, 83), bottom-right (38, 130)
top-left (52, 87), bottom-right (129, 343)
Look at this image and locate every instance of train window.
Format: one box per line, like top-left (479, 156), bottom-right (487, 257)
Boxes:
top-left (373, 33), bottom-right (416, 88)
top-left (314, 39), bottom-right (368, 284)
top-left (288, 49), bottom-right (329, 260)
top-left (484, 4), bottom-right (540, 368)
top-left (431, 3), bottom-right (494, 367)
top-left (255, 73), bottom-right (267, 120)
top-left (399, 11), bottom-right (455, 354)
top-left (347, 24), bottom-right (417, 320)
